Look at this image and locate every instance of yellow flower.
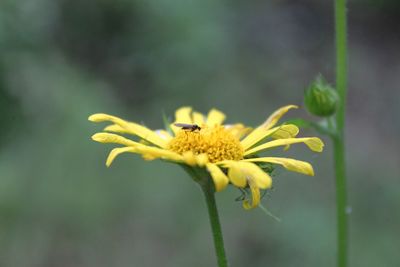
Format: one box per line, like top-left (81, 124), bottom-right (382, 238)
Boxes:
top-left (89, 105), bottom-right (324, 209)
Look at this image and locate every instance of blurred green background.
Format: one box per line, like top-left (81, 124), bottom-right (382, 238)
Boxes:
top-left (1, 0), bottom-right (399, 266)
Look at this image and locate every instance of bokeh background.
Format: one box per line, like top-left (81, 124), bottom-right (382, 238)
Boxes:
top-left (1, 0), bottom-right (399, 266)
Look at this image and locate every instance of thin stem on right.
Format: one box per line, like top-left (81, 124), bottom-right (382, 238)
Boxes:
top-left (334, 0), bottom-right (349, 266)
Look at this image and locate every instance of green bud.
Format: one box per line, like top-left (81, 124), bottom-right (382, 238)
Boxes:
top-left (304, 75), bottom-right (339, 117)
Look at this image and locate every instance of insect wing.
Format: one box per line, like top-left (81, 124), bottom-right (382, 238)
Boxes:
top-left (174, 123), bottom-right (194, 129)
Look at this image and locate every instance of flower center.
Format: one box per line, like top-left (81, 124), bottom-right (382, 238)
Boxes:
top-left (168, 126), bottom-right (244, 163)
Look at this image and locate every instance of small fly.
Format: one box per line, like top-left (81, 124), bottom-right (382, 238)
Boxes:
top-left (174, 123), bottom-right (201, 132)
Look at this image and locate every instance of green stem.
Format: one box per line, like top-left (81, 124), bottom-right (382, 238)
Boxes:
top-left (333, 136), bottom-right (348, 267)
top-left (334, 0), bottom-right (348, 266)
top-left (201, 181), bottom-right (228, 267)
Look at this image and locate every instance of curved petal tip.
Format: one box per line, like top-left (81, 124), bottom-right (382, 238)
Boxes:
top-left (88, 113), bottom-right (106, 122)
top-left (306, 137), bottom-right (324, 152)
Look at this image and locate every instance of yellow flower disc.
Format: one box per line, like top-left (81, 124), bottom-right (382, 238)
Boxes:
top-left (168, 126), bottom-right (244, 163)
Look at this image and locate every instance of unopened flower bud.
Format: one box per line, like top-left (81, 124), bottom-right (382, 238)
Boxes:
top-left (304, 75), bottom-right (339, 117)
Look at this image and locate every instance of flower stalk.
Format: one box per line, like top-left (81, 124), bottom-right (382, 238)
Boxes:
top-left (184, 166), bottom-right (228, 266)
top-left (299, 0), bottom-right (349, 264)
top-left (334, 0), bottom-right (349, 266)
top-left (200, 179), bottom-right (228, 267)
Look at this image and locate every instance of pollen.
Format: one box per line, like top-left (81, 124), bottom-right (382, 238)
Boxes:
top-left (168, 126), bottom-right (244, 163)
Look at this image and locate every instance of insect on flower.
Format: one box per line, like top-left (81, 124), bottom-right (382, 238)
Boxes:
top-left (174, 123), bottom-right (202, 132)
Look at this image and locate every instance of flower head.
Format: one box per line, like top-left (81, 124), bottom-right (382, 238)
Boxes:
top-left (304, 75), bottom-right (339, 117)
top-left (89, 105), bottom-right (324, 209)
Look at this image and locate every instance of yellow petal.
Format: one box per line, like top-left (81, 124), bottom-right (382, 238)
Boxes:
top-left (221, 161), bottom-right (272, 189)
top-left (206, 108), bottom-right (226, 127)
top-left (106, 147), bottom-right (135, 167)
top-left (171, 107), bottom-right (193, 135)
top-left (192, 112), bottom-right (205, 126)
top-left (241, 125), bottom-right (292, 150)
top-left (261, 105), bottom-right (298, 129)
top-left (244, 157), bottom-right (314, 176)
top-left (195, 153), bottom-right (209, 167)
top-left (104, 124), bottom-right (127, 134)
top-left (240, 162), bottom-right (272, 189)
top-left (104, 125), bottom-right (173, 143)
top-left (270, 124), bottom-right (299, 139)
top-left (89, 113), bottom-right (122, 123)
top-left (182, 151), bottom-right (197, 166)
top-left (223, 161), bottom-right (270, 209)
top-left (179, 151), bottom-right (209, 167)
top-left (103, 141), bottom-right (184, 166)
top-left (225, 124), bottom-right (252, 140)
top-left (270, 124), bottom-right (299, 151)
top-left (92, 132), bottom-right (140, 147)
top-left (206, 163), bottom-right (229, 192)
top-left (154, 129), bottom-right (173, 141)
top-left (88, 113), bottom-right (167, 148)
top-left (134, 145), bottom-right (184, 162)
top-left (175, 106), bottom-right (193, 123)
top-left (244, 137), bottom-right (324, 156)
top-left (107, 145), bottom-right (182, 163)
top-left (242, 178), bottom-right (261, 210)
top-left (224, 161), bottom-right (247, 188)
top-left (239, 104), bottom-right (298, 149)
